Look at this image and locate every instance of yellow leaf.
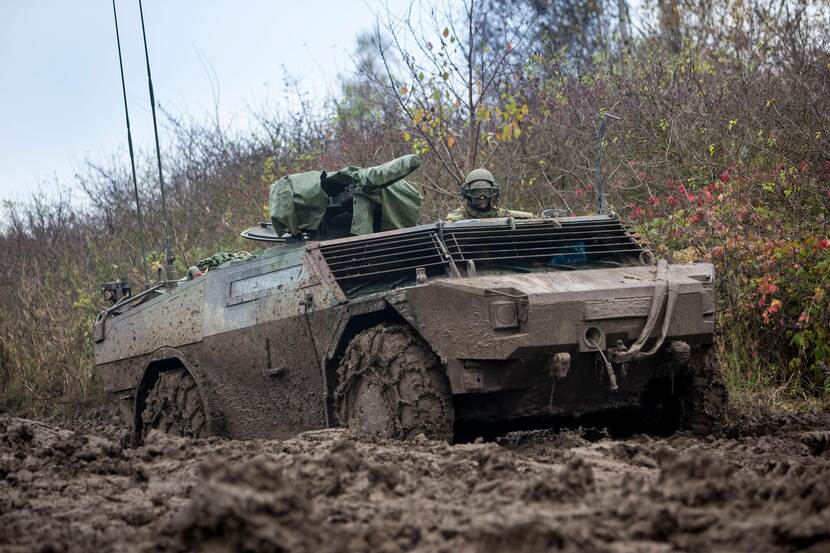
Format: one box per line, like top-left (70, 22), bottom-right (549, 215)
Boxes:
top-left (403, 131), bottom-right (411, 142)
top-left (447, 135), bottom-right (456, 148)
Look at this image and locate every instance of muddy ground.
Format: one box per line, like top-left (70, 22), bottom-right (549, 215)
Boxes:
top-left (1, 409), bottom-right (829, 553)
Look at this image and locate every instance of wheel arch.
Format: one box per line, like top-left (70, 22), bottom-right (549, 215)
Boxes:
top-left (131, 347), bottom-right (225, 446)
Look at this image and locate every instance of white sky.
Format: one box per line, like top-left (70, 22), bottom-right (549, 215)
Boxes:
top-left (0, 0), bottom-right (410, 204)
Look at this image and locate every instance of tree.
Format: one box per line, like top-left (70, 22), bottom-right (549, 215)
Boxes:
top-left (368, 0), bottom-right (536, 187)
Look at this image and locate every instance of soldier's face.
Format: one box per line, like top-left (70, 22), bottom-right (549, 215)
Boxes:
top-left (469, 196), bottom-right (491, 211)
top-left (467, 188), bottom-right (494, 211)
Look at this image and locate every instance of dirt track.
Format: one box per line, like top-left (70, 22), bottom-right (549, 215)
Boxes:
top-left (1, 410), bottom-right (829, 553)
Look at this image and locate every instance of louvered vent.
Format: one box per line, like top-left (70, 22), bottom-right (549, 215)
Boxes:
top-left (318, 228), bottom-right (450, 294)
top-left (443, 217), bottom-right (644, 266)
top-left (318, 216), bottom-right (645, 296)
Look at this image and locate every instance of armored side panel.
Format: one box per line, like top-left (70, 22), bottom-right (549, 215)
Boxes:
top-left (95, 245), bottom-right (341, 439)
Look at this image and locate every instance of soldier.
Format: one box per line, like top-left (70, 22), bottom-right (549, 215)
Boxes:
top-left (445, 168), bottom-right (533, 222)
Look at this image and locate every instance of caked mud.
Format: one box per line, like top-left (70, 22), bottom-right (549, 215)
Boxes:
top-left (1, 410), bottom-right (829, 552)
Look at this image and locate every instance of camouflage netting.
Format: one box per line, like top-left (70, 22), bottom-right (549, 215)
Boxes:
top-left (269, 154), bottom-right (423, 236)
top-left (197, 251), bottom-right (252, 272)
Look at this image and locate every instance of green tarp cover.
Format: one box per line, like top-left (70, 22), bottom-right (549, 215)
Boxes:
top-left (269, 170), bottom-right (329, 236)
top-left (269, 155), bottom-right (422, 236)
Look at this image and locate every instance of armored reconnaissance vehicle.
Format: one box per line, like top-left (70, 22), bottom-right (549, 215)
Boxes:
top-left (95, 154), bottom-right (726, 445)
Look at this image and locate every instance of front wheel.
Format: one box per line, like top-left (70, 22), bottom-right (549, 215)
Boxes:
top-left (640, 344), bottom-right (728, 435)
top-left (679, 344), bottom-right (728, 434)
top-left (335, 323), bottom-right (454, 441)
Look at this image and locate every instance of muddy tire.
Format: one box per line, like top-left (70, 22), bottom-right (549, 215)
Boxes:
top-left (679, 345), bottom-right (729, 434)
top-left (335, 323), bottom-right (454, 441)
top-left (141, 369), bottom-right (209, 441)
top-left (641, 345), bottom-right (728, 435)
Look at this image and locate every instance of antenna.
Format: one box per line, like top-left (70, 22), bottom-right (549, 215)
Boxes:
top-left (138, 0), bottom-right (177, 282)
top-left (595, 111), bottom-right (620, 215)
top-left (111, 0), bottom-right (150, 289)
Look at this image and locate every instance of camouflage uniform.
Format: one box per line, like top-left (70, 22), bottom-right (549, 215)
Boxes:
top-left (446, 168), bottom-right (533, 223)
top-left (445, 204), bottom-right (534, 223)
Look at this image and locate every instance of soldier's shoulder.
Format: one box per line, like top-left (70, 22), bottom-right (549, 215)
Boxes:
top-left (445, 207), bottom-right (466, 222)
top-left (499, 208), bottom-right (534, 219)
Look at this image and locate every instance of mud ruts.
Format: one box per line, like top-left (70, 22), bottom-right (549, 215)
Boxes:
top-left (1, 411), bottom-right (829, 552)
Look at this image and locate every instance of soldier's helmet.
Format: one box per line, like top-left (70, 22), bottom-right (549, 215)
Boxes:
top-left (461, 168), bottom-right (500, 202)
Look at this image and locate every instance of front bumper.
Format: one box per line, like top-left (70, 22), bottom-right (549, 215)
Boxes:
top-left (402, 262), bottom-right (715, 396)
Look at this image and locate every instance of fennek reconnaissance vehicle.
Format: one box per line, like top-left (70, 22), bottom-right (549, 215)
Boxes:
top-left (94, 155), bottom-right (726, 445)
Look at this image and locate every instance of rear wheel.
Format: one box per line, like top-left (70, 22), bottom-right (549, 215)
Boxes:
top-left (335, 323), bottom-right (454, 441)
top-left (140, 369), bottom-right (209, 441)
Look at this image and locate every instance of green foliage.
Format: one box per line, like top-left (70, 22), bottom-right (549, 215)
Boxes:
top-left (631, 167), bottom-right (830, 397)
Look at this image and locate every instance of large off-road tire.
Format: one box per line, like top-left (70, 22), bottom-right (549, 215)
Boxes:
top-left (640, 344), bottom-right (728, 435)
top-left (679, 344), bottom-right (729, 434)
top-left (335, 323), bottom-right (454, 441)
top-left (141, 369), bottom-right (209, 441)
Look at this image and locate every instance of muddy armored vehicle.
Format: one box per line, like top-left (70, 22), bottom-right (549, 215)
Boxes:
top-left (95, 156), bottom-right (725, 444)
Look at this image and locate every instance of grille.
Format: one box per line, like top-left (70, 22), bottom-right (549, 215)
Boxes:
top-left (443, 217), bottom-right (643, 265)
top-left (318, 216), bottom-right (645, 296)
top-left (318, 228), bottom-right (450, 293)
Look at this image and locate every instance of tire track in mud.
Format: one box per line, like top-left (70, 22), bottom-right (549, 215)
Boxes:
top-left (1, 412), bottom-right (829, 552)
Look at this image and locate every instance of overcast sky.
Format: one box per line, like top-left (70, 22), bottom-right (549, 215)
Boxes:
top-left (0, 0), bottom-right (409, 204)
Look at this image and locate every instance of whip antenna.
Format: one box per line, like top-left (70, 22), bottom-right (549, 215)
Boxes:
top-left (138, 0), bottom-right (177, 282)
top-left (111, 0), bottom-right (150, 289)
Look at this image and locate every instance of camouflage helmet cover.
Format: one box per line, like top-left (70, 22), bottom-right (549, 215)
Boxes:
top-left (461, 168), bottom-right (500, 204)
top-left (461, 168), bottom-right (501, 211)
top-left (464, 168), bottom-right (497, 189)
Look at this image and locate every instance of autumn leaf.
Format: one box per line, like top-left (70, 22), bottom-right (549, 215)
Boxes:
top-left (446, 135), bottom-right (456, 148)
top-left (403, 131), bottom-right (411, 142)
top-left (442, 27), bottom-right (449, 38)
top-left (719, 169), bottom-right (731, 183)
